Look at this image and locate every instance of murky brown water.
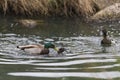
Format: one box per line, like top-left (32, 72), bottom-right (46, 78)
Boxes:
top-left (0, 16), bottom-right (120, 80)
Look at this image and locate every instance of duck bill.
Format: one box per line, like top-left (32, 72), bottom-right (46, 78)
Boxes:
top-left (54, 47), bottom-right (58, 51)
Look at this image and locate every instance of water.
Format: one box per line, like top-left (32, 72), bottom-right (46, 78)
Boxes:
top-left (0, 17), bottom-right (120, 80)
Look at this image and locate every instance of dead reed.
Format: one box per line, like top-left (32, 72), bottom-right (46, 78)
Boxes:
top-left (0, 0), bottom-right (99, 18)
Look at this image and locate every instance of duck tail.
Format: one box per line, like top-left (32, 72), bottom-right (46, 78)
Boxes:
top-left (17, 46), bottom-right (25, 50)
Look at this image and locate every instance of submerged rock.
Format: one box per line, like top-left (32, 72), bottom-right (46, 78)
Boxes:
top-left (91, 3), bottom-right (120, 20)
top-left (18, 19), bottom-right (37, 28)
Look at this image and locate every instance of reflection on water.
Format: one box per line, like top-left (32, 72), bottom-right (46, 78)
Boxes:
top-left (0, 17), bottom-right (120, 80)
top-left (8, 71), bottom-right (120, 79)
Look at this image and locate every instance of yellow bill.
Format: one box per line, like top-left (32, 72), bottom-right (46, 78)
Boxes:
top-left (54, 47), bottom-right (59, 51)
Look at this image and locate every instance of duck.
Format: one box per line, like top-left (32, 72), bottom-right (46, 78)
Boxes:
top-left (101, 29), bottom-right (115, 46)
top-left (17, 43), bottom-right (65, 55)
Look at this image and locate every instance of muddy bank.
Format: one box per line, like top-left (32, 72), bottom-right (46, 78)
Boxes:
top-left (90, 0), bottom-right (120, 21)
top-left (91, 3), bottom-right (120, 21)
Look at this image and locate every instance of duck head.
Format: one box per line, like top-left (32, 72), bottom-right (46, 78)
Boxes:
top-left (44, 43), bottom-right (58, 50)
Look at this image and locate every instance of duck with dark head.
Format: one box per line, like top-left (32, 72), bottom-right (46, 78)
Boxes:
top-left (17, 42), bottom-right (65, 56)
top-left (101, 29), bottom-right (112, 46)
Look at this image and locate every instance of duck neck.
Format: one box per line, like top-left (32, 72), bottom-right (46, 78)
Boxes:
top-left (103, 35), bottom-right (108, 39)
top-left (44, 45), bottom-right (49, 49)
top-left (102, 31), bottom-right (108, 39)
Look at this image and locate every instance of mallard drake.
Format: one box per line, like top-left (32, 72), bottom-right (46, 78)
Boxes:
top-left (17, 43), bottom-right (65, 55)
top-left (101, 29), bottom-right (115, 46)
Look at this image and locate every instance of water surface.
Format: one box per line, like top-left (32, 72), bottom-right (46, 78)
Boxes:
top-left (0, 17), bottom-right (120, 80)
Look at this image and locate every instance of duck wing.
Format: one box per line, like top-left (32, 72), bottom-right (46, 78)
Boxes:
top-left (17, 44), bottom-right (44, 50)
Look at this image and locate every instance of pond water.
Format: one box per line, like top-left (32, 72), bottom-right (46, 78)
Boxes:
top-left (0, 16), bottom-right (120, 80)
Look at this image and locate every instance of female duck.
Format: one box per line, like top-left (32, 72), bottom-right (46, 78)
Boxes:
top-left (101, 29), bottom-right (115, 46)
top-left (17, 43), bottom-right (65, 55)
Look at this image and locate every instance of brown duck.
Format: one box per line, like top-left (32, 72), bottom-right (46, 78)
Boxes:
top-left (101, 29), bottom-right (115, 46)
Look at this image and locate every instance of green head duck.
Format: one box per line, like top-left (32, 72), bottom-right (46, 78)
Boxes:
top-left (44, 43), bottom-right (58, 51)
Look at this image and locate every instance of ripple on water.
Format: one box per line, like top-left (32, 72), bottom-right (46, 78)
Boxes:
top-left (0, 34), bottom-right (120, 79)
top-left (8, 71), bottom-right (120, 79)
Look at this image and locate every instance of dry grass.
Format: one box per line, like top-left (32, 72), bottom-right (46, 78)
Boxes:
top-left (0, 0), bottom-right (99, 18)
